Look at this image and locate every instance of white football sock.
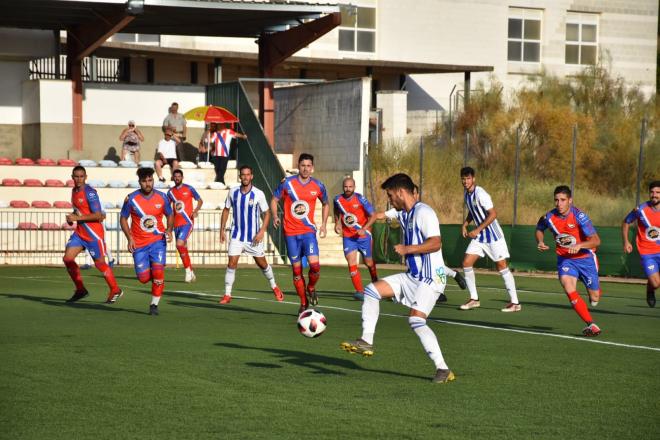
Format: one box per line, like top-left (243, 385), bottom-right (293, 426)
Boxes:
top-left (151, 295), bottom-right (161, 306)
top-left (409, 316), bottom-right (448, 370)
top-left (499, 268), bottom-right (519, 304)
top-left (463, 267), bottom-right (478, 300)
top-left (224, 268), bottom-right (236, 296)
top-left (261, 265), bottom-right (277, 289)
top-left (360, 284), bottom-right (381, 345)
top-left (444, 266), bottom-right (457, 278)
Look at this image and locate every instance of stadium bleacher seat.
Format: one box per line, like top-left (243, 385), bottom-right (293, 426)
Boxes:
top-left (17, 222), bottom-right (38, 230)
top-left (197, 161), bottom-right (214, 169)
top-left (99, 160), bottom-right (118, 168)
top-left (31, 201), bottom-right (52, 209)
top-left (108, 180), bottom-right (127, 188)
top-left (2, 178), bottom-right (21, 186)
top-left (39, 222), bottom-right (60, 230)
top-left (10, 200), bottom-right (30, 208)
top-left (119, 160), bottom-right (137, 168)
top-left (201, 201), bottom-right (216, 210)
top-left (45, 179), bottom-right (65, 187)
top-left (15, 158), bottom-right (35, 166)
top-left (61, 222), bottom-right (76, 231)
top-left (208, 182), bottom-right (226, 190)
top-left (190, 181), bottom-right (207, 189)
top-left (36, 158), bottom-right (56, 166)
top-left (78, 159), bottom-right (97, 167)
top-left (0, 201), bottom-right (9, 208)
top-left (53, 201), bottom-right (73, 209)
top-left (23, 179), bottom-right (44, 187)
top-left (65, 179), bottom-right (74, 187)
top-left (154, 181), bottom-right (168, 189)
top-left (58, 159), bottom-right (77, 167)
top-left (104, 221), bottom-right (119, 230)
top-left (103, 201), bottom-right (116, 210)
top-left (138, 160), bottom-right (154, 169)
top-left (0, 157), bottom-right (13, 165)
top-left (128, 181), bottom-right (140, 189)
top-left (228, 182), bottom-right (241, 189)
top-left (88, 179), bottom-right (107, 188)
top-left (178, 161), bottom-right (196, 169)
top-left (0, 222), bottom-right (17, 230)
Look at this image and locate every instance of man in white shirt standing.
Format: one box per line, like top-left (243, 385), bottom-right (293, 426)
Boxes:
top-left (459, 166), bottom-right (520, 312)
top-left (341, 173), bottom-right (455, 384)
top-left (155, 129), bottom-right (180, 183)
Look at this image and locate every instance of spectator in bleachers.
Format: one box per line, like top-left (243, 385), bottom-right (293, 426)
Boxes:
top-left (162, 102), bottom-right (187, 142)
top-left (198, 122), bottom-right (217, 162)
top-left (119, 120), bottom-right (144, 163)
top-left (202, 123), bottom-right (247, 185)
top-left (155, 129), bottom-right (180, 182)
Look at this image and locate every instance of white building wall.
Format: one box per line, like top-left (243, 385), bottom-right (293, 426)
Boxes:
top-left (0, 61), bottom-right (27, 124)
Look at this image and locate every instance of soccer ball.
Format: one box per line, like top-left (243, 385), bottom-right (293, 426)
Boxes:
top-left (297, 309), bottom-right (327, 338)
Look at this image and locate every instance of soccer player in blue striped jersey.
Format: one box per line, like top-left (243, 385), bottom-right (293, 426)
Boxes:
top-left (459, 167), bottom-right (520, 312)
top-left (219, 165), bottom-right (284, 304)
top-left (342, 173), bottom-right (455, 384)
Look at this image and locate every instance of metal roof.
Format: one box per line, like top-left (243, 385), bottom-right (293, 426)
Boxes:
top-left (0, 0), bottom-right (339, 37)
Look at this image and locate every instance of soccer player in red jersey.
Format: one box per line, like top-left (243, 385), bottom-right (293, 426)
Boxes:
top-left (536, 185), bottom-right (602, 336)
top-left (333, 176), bottom-right (378, 300)
top-left (63, 166), bottom-right (122, 303)
top-left (271, 153), bottom-right (329, 314)
top-left (120, 167), bottom-right (174, 316)
top-left (622, 180), bottom-right (660, 307)
top-left (167, 169), bottom-right (203, 283)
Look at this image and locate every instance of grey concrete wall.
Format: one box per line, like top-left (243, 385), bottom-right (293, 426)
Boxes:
top-left (0, 125), bottom-right (22, 159)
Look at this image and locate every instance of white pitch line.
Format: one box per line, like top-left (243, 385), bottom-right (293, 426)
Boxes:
top-left (171, 290), bottom-right (660, 353)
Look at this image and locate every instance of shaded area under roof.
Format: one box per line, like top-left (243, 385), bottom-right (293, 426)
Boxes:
top-left (0, 0), bottom-right (339, 37)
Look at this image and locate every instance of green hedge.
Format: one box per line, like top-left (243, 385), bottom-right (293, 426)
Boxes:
top-left (372, 223), bottom-right (645, 278)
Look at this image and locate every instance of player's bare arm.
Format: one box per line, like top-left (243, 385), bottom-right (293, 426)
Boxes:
top-left (120, 216), bottom-right (135, 253)
top-left (319, 200), bottom-right (329, 238)
top-left (66, 211), bottom-right (105, 224)
top-left (394, 236), bottom-right (441, 256)
top-left (536, 229), bottom-right (549, 251)
top-left (252, 210), bottom-right (271, 245)
top-left (270, 197), bottom-right (281, 228)
top-left (193, 198), bottom-right (203, 219)
top-left (621, 221), bottom-right (633, 253)
top-left (461, 212), bottom-right (474, 237)
top-left (568, 232), bottom-right (600, 254)
top-left (468, 208), bottom-right (497, 239)
top-left (166, 213), bottom-right (174, 243)
top-left (362, 211), bottom-right (387, 232)
top-left (219, 207), bottom-right (230, 243)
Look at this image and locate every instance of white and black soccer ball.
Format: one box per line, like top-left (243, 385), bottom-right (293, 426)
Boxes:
top-left (297, 309), bottom-right (327, 338)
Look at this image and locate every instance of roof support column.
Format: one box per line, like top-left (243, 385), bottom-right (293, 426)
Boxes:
top-left (464, 71), bottom-right (471, 108)
top-left (258, 12), bottom-right (340, 148)
top-left (66, 12), bottom-right (134, 151)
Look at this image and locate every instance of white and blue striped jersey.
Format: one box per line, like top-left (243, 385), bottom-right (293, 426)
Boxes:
top-left (464, 186), bottom-right (504, 243)
top-left (385, 202), bottom-right (445, 285)
top-left (224, 185), bottom-right (269, 243)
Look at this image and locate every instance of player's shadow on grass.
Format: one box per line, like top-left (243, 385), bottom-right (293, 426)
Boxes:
top-left (520, 300), bottom-right (660, 319)
top-left (239, 287), bottom-right (358, 303)
top-left (0, 292), bottom-right (146, 315)
top-left (214, 342), bottom-right (430, 381)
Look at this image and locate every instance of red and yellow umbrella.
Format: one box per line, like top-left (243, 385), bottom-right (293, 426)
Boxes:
top-left (184, 105), bottom-right (239, 123)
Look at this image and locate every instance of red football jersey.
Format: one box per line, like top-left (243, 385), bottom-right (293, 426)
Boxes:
top-left (536, 206), bottom-right (597, 259)
top-left (71, 184), bottom-right (105, 242)
top-left (334, 193), bottom-right (374, 238)
top-left (120, 190), bottom-right (173, 248)
top-left (167, 183), bottom-right (202, 227)
top-left (273, 176), bottom-right (327, 237)
top-left (624, 202), bottom-right (660, 255)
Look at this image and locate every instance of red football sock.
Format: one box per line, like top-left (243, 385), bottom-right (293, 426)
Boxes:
top-left (151, 265), bottom-right (165, 297)
top-left (567, 291), bottom-right (593, 324)
top-left (308, 262), bottom-right (320, 290)
top-left (292, 265), bottom-right (307, 305)
top-left (94, 259), bottom-right (119, 293)
top-left (349, 265), bottom-right (364, 293)
top-left (367, 263), bottom-right (378, 282)
top-left (176, 245), bottom-right (191, 269)
top-left (63, 257), bottom-right (84, 291)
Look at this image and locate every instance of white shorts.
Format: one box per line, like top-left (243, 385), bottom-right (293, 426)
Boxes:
top-left (466, 238), bottom-right (510, 262)
top-left (381, 272), bottom-right (446, 316)
top-left (228, 238), bottom-right (265, 257)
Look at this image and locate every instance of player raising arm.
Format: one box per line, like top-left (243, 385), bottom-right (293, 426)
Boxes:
top-left (536, 185), bottom-right (602, 336)
top-left (622, 180), bottom-right (660, 307)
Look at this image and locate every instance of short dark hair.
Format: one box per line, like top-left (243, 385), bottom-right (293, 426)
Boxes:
top-left (171, 102), bottom-right (178, 107)
top-left (554, 185), bottom-right (572, 197)
top-left (381, 173), bottom-right (415, 193)
top-left (649, 180), bottom-right (660, 191)
top-left (72, 165), bottom-right (86, 174)
top-left (172, 169), bottom-right (183, 177)
top-left (460, 167), bottom-right (475, 177)
top-left (137, 167), bottom-right (155, 180)
top-left (298, 153), bottom-right (314, 164)
top-left (239, 165), bottom-right (253, 173)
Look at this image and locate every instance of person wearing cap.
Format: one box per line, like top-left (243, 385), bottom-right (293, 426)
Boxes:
top-left (119, 120), bottom-right (144, 163)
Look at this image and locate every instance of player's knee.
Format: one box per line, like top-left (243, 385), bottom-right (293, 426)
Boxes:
top-left (94, 260), bottom-right (109, 273)
top-left (650, 277), bottom-right (660, 289)
top-left (292, 264), bottom-right (303, 277)
top-left (408, 316), bottom-right (426, 330)
top-left (363, 283), bottom-right (381, 300)
top-left (62, 256), bottom-right (75, 265)
top-left (137, 271), bottom-right (151, 284)
top-left (309, 262), bottom-right (320, 274)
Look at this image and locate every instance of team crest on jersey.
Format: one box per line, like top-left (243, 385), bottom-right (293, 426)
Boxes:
top-left (78, 198), bottom-right (84, 204)
top-left (248, 199), bottom-right (255, 206)
top-left (175, 201), bottom-right (185, 213)
top-left (291, 200), bottom-right (310, 219)
top-left (567, 223), bottom-right (575, 229)
top-left (556, 233), bottom-right (576, 248)
top-left (352, 204), bottom-right (359, 209)
top-left (140, 215), bottom-right (158, 232)
top-left (155, 203), bottom-right (162, 209)
top-left (343, 213), bottom-right (358, 227)
top-left (310, 191), bottom-right (317, 196)
top-left (646, 226), bottom-right (660, 241)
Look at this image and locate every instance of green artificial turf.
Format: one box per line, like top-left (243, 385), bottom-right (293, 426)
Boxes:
top-left (0, 266), bottom-right (658, 439)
